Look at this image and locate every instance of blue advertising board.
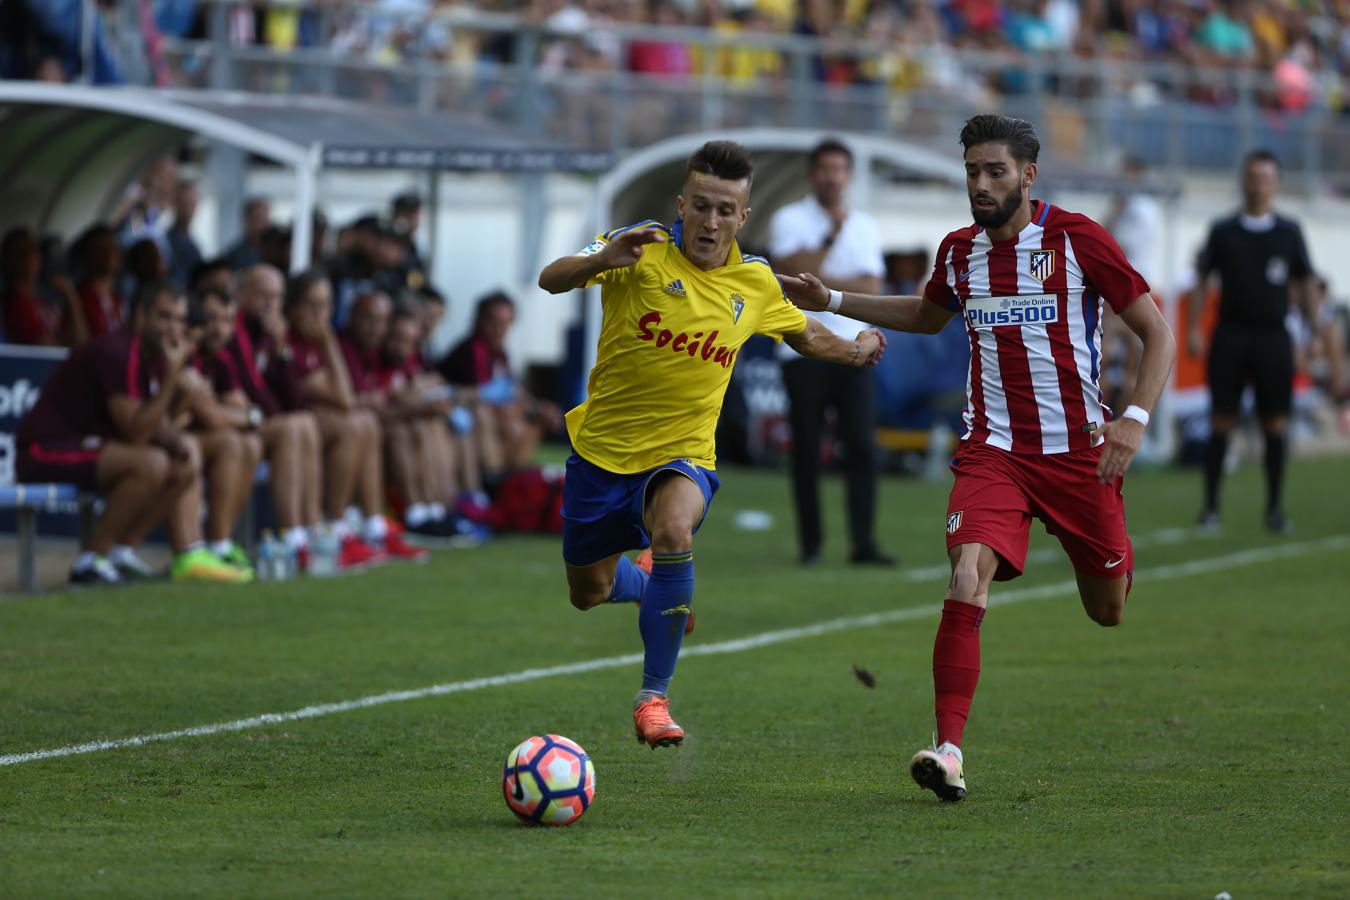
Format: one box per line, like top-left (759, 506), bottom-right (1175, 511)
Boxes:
top-left (0, 345), bottom-right (75, 535)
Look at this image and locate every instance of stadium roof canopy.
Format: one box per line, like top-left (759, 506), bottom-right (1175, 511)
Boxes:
top-left (0, 83), bottom-right (611, 271)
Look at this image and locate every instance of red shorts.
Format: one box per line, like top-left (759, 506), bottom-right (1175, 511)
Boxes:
top-left (945, 441), bottom-right (1133, 582)
top-left (16, 438), bottom-right (103, 491)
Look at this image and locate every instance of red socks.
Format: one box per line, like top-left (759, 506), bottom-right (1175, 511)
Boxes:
top-left (933, 599), bottom-right (984, 748)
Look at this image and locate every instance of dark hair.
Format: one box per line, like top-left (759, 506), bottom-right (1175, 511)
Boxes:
top-left (809, 137), bottom-right (853, 171)
top-left (285, 267), bottom-right (330, 312)
top-left (196, 284), bottom-right (233, 309)
top-left (1, 227), bottom-right (34, 274)
top-left (134, 279), bottom-right (180, 314)
top-left (959, 115), bottom-right (1041, 165)
top-left (418, 285), bottom-right (446, 306)
top-left (1243, 149), bottom-right (1280, 171)
top-left (685, 140), bottom-right (754, 187)
top-left (393, 192), bottom-right (421, 214)
top-left (188, 257), bottom-right (233, 292)
top-left (474, 290), bottom-right (515, 329)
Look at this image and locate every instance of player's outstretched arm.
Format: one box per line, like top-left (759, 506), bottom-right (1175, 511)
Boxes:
top-left (783, 317), bottom-right (887, 367)
top-left (776, 272), bottom-right (951, 334)
top-left (1096, 292), bottom-right (1177, 483)
top-left (537, 228), bottom-right (668, 294)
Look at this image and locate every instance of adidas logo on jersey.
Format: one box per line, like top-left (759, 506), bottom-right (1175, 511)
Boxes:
top-left (663, 280), bottom-right (686, 297)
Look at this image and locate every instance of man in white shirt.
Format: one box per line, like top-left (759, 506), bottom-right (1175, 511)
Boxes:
top-left (770, 138), bottom-right (895, 566)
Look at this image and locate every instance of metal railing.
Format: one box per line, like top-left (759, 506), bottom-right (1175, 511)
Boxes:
top-left (142, 2), bottom-right (1350, 187)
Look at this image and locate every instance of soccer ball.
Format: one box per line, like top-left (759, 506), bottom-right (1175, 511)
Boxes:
top-left (502, 734), bottom-right (596, 827)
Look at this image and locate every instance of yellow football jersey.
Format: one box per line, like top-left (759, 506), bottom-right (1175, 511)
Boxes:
top-left (566, 219), bottom-right (807, 474)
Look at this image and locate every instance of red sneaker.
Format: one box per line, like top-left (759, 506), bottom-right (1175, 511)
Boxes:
top-left (635, 549), bottom-right (695, 635)
top-left (339, 535), bottom-right (385, 571)
top-left (382, 529), bottom-right (429, 563)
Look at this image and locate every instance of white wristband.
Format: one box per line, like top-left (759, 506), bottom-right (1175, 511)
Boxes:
top-left (826, 289), bottom-right (843, 314)
top-left (1121, 405), bottom-right (1150, 427)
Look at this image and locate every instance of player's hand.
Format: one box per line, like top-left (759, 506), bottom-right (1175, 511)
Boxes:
top-left (853, 328), bottom-right (886, 366)
top-left (161, 331), bottom-right (193, 373)
top-left (1187, 324), bottom-right (1205, 359)
top-left (1095, 418), bottom-right (1145, 483)
top-left (600, 228), bottom-right (667, 268)
top-left (776, 272), bottom-right (830, 311)
top-left (177, 367), bottom-right (211, 398)
top-left (163, 428), bottom-right (196, 463)
top-left (261, 308), bottom-right (289, 345)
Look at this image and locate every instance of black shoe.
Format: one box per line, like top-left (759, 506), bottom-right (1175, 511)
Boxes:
top-left (850, 549), bottom-right (897, 567)
top-left (1265, 510), bottom-right (1293, 534)
top-left (408, 518), bottom-right (453, 538)
top-left (800, 551), bottom-right (821, 567)
top-left (69, 556), bottom-right (122, 586)
top-left (1196, 510), bottom-right (1221, 532)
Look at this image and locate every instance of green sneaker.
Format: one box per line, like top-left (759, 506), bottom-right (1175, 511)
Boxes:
top-left (172, 547), bottom-right (254, 584)
top-left (219, 544), bottom-right (252, 570)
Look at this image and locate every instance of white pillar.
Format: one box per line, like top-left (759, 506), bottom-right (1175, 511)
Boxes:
top-left (288, 144), bottom-right (321, 274)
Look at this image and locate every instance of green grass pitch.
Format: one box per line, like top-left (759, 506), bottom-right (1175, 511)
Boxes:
top-left (1, 457), bottom-right (1347, 898)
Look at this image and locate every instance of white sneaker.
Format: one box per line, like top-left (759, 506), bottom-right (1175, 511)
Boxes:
top-left (910, 741), bottom-right (966, 802)
top-left (109, 545), bottom-right (157, 579)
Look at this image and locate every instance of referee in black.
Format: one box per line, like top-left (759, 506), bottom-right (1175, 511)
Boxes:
top-left (1189, 149), bottom-right (1315, 533)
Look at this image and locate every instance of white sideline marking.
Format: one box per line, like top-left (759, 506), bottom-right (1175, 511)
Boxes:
top-left (2, 534), bottom-right (1345, 768)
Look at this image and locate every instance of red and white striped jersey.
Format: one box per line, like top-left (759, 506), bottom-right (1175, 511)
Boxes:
top-left (924, 200), bottom-right (1150, 455)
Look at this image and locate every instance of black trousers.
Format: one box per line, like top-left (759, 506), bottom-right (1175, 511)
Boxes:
top-left (782, 357), bottom-right (878, 557)
top-left (1207, 323), bottom-right (1294, 418)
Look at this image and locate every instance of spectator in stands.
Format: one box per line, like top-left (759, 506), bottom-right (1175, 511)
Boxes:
top-left (71, 224), bottom-right (127, 338)
top-left (284, 269), bottom-right (426, 564)
top-left (440, 290), bottom-right (563, 475)
top-left (328, 215), bottom-right (381, 326)
top-left (258, 224), bottom-right (293, 273)
top-left (310, 209), bottom-right (331, 266)
top-left (14, 281), bottom-right (252, 585)
top-left (2, 227), bottom-right (87, 346)
top-left (223, 197), bottom-right (272, 270)
top-left (123, 238), bottom-right (169, 307)
top-left (166, 179), bottom-right (204, 291)
top-left (1305, 277), bottom-right (1348, 404)
top-left (190, 257), bottom-right (235, 296)
top-left (112, 155), bottom-right (177, 255)
top-left (415, 286), bottom-right (446, 367)
top-left (224, 269), bottom-right (326, 561)
top-left (390, 192), bottom-right (428, 287)
top-left (341, 291), bottom-right (461, 537)
top-left (1102, 157), bottom-right (1163, 413)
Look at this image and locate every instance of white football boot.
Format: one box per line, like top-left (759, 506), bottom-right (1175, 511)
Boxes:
top-left (910, 740), bottom-right (966, 802)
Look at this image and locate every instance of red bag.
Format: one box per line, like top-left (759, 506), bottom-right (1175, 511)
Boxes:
top-left (489, 467), bottom-right (566, 534)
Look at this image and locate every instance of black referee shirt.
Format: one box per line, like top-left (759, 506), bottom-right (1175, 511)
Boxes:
top-left (1198, 213), bottom-right (1313, 329)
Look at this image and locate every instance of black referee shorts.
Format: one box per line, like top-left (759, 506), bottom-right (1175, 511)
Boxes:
top-left (1207, 324), bottom-right (1293, 419)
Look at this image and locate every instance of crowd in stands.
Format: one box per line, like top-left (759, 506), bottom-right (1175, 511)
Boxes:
top-left (4, 0), bottom-right (1350, 114)
top-left (2, 152), bottom-right (562, 587)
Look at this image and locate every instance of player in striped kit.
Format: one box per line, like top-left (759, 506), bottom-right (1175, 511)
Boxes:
top-left (778, 115), bottom-right (1176, 801)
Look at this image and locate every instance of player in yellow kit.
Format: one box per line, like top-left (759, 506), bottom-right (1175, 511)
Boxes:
top-left (538, 141), bottom-right (887, 748)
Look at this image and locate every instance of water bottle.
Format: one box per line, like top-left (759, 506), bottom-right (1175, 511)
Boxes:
top-left (311, 527), bottom-right (339, 578)
top-left (278, 540), bottom-right (297, 582)
top-left (257, 531), bottom-right (276, 581)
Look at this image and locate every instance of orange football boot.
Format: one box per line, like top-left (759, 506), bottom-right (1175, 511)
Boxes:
top-left (633, 695), bottom-right (684, 749)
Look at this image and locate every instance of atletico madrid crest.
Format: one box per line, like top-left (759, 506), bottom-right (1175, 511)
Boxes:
top-left (1029, 249), bottom-right (1055, 283)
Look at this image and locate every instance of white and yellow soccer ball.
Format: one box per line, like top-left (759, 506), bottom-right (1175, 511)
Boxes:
top-left (502, 734), bottom-right (596, 827)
